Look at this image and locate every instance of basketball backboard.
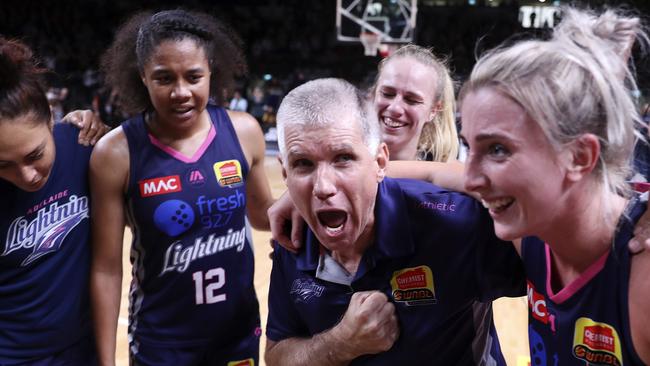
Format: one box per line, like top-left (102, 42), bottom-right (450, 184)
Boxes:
top-left (336, 0), bottom-right (417, 44)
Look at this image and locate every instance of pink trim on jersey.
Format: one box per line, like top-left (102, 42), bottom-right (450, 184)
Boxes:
top-left (148, 124), bottom-right (216, 164)
top-left (545, 243), bottom-right (610, 304)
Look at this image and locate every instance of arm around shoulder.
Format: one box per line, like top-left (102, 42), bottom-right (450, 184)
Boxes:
top-left (89, 129), bottom-right (130, 366)
top-left (229, 110), bottom-right (275, 230)
top-left (629, 249), bottom-right (650, 364)
top-left (387, 160), bottom-right (469, 195)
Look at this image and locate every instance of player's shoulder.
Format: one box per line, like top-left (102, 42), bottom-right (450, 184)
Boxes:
top-left (53, 123), bottom-right (93, 162)
top-left (53, 123), bottom-right (84, 148)
top-left (94, 126), bottom-right (127, 155)
top-left (388, 177), bottom-right (469, 196)
top-left (387, 177), bottom-right (481, 210)
top-left (226, 108), bottom-right (265, 160)
top-left (90, 126), bottom-right (129, 174)
top-left (226, 109), bottom-right (260, 133)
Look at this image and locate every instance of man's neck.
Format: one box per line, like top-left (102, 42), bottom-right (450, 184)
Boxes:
top-left (330, 219), bottom-right (375, 275)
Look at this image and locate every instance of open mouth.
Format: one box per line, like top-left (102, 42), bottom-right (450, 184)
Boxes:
top-left (381, 117), bottom-right (407, 129)
top-left (481, 197), bottom-right (515, 214)
top-left (172, 106), bottom-right (193, 115)
top-left (317, 210), bottom-right (348, 235)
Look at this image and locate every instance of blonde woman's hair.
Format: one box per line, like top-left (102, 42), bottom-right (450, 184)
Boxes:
top-left (374, 44), bottom-right (459, 162)
top-left (461, 7), bottom-right (647, 198)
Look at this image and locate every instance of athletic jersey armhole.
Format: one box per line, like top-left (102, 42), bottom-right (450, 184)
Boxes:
top-left (121, 114), bottom-right (146, 198)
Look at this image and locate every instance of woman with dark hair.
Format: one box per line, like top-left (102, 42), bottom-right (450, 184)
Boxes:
top-left (90, 9), bottom-right (274, 366)
top-left (0, 37), bottom-right (97, 365)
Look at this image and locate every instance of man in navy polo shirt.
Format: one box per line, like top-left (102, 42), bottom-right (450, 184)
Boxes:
top-left (265, 78), bottom-right (525, 365)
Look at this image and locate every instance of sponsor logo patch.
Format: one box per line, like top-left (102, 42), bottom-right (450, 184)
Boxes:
top-left (572, 317), bottom-right (623, 366)
top-left (139, 175), bottom-right (182, 197)
top-left (153, 199), bottom-right (195, 237)
top-left (185, 168), bottom-right (206, 187)
top-left (390, 265), bottom-right (436, 305)
top-left (214, 160), bottom-right (244, 188)
top-left (227, 359), bottom-right (254, 366)
top-left (527, 281), bottom-right (549, 324)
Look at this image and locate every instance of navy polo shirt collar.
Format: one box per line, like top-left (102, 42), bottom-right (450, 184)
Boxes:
top-left (294, 178), bottom-right (416, 274)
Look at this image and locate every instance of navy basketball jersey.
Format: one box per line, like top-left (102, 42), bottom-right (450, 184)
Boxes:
top-left (122, 105), bottom-right (259, 350)
top-left (522, 198), bottom-right (646, 366)
top-left (0, 123), bottom-right (93, 363)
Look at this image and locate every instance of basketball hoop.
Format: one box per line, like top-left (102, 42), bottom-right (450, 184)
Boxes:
top-left (360, 32), bottom-right (381, 56)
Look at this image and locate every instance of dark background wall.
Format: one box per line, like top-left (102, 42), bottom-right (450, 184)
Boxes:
top-left (1, 0), bottom-right (648, 121)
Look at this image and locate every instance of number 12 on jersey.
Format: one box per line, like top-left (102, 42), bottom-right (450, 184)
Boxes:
top-left (192, 268), bottom-right (226, 305)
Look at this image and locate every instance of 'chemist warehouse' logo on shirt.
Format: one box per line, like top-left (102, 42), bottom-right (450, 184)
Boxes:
top-left (214, 160), bottom-right (244, 188)
top-left (572, 318), bottom-right (623, 366)
top-left (3, 195), bottom-right (89, 266)
top-left (290, 278), bottom-right (325, 303)
top-left (390, 265), bottom-right (437, 305)
top-left (227, 359), bottom-right (254, 366)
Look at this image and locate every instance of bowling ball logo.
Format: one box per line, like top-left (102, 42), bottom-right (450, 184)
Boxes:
top-left (154, 200), bottom-right (195, 236)
top-left (529, 325), bottom-right (547, 366)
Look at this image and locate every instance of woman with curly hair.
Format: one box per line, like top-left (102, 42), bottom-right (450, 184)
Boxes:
top-left (90, 9), bottom-right (274, 366)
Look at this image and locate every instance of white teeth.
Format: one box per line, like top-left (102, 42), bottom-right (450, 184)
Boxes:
top-left (481, 198), bottom-right (514, 211)
top-left (382, 117), bottom-right (406, 128)
top-left (325, 224), bottom-right (344, 234)
top-left (173, 107), bottom-right (191, 113)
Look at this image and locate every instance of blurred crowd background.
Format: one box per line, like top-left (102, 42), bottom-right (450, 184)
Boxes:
top-left (1, 0), bottom-right (649, 130)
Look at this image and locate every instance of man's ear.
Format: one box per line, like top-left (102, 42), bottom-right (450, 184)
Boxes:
top-left (565, 133), bottom-right (600, 182)
top-left (376, 143), bottom-right (389, 182)
top-left (278, 154), bottom-right (288, 182)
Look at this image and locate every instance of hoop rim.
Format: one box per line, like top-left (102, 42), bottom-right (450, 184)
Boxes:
top-left (360, 31), bottom-right (381, 56)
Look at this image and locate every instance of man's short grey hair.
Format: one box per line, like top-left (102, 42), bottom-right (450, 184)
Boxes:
top-left (277, 78), bottom-right (381, 159)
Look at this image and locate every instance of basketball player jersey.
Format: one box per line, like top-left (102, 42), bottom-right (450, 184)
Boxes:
top-left (0, 123), bottom-right (93, 363)
top-left (122, 105), bottom-right (259, 349)
top-left (521, 197), bottom-right (646, 366)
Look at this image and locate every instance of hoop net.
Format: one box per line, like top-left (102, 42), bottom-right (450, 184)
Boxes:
top-left (360, 32), bottom-right (381, 56)
top-left (378, 44), bottom-right (400, 58)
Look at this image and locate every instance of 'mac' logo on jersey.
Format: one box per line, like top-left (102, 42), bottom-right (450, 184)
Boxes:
top-left (139, 175), bottom-right (182, 197)
top-left (527, 280), bottom-right (549, 324)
